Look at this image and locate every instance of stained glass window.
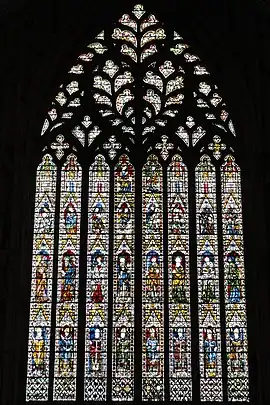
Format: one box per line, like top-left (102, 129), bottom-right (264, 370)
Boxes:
top-left (168, 155), bottom-right (192, 401)
top-left (142, 155), bottom-right (164, 401)
top-left (53, 154), bottom-right (82, 400)
top-left (112, 155), bottom-right (135, 400)
top-left (26, 155), bottom-right (57, 401)
top-left (221, 155), bottom-right (249, 401)
top-left (195, 155), bottom-right (223, 401)
top-left (26, 3), bottom-right (250, 403)
top-left (85, 155), bottom-right (110, 400)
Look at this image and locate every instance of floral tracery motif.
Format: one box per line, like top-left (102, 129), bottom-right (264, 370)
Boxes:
top-left (155, 135), bottom-right (174, 160)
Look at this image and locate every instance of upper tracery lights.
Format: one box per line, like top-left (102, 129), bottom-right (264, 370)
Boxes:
top-left (40, 3), bottom-right (236, 155)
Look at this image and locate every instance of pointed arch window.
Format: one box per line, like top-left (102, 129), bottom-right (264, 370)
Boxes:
top-left (26, 4), bottom-right (249, 403)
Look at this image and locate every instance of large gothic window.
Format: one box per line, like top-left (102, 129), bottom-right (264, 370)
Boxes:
top-left (26, 4), bottom-right (249, 403)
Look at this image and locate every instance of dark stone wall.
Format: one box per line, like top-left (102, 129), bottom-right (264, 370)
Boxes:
top-left (1, 0), bottom-right (269, 403)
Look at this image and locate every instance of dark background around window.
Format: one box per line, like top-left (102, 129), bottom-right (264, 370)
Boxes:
top-left (1, 0), bottom-right (270, 403)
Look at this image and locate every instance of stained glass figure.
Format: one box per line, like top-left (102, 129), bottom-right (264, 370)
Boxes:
top-left (84, 155), bottom-right (110, 400)
top-left (26, 155), bottom-right (57, 401)
top-left (53, 154), bottom-right (82, 400)
top-left (168, 155), bottom-right (192, 400)
top-left (195, 155), bottom-right (223, 401)
top-left (112, 155), bottom-right (135, 400)
top-left (142, 155), bottom-right (164, 401)
top-left (221, 155), bottom-right (249, 401)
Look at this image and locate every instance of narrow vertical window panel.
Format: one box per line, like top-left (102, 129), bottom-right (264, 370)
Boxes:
top-left (84, 155), bottom-right (110, 401)
top-left (112, 155), bottom-right (135, 401)
top-left (53, 154), bottom-right (82, 400)
top-left (221, 155), bottom-right (249, 401)
top-left (142, 155), bottom-right (164, 401)
top-left (195, 155), bottom-right (223, 401)
top-left (167, 155), bottom-right (192, 401)
top-left (26, 154), bottom-right (57, 401)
